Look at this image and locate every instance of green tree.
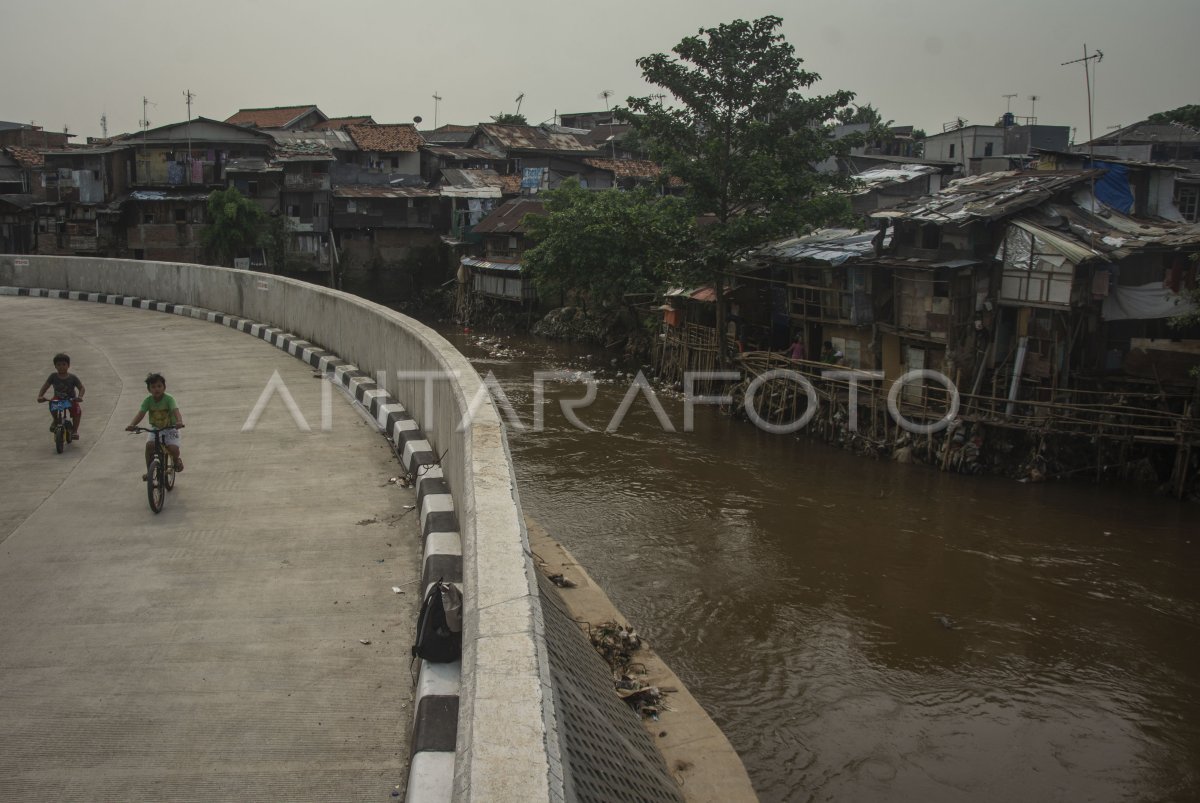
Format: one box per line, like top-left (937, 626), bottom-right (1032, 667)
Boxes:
top-left (202, 187), bottom-right (265, 267)
top-left (1147, 105), bottom-right (1200, 128)
top-left (490, 112), bottom-right (528, 125)
top-left (621, 16), bottom-right (856, 357)
top-left (523, 180), bottom-right (696, 311)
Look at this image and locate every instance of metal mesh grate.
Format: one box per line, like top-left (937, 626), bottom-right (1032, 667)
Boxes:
top-left (538, 573), bottom-right (684, 803)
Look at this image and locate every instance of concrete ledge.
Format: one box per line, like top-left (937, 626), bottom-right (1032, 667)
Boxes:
top-left (0, 255), bottom-right (559, 802)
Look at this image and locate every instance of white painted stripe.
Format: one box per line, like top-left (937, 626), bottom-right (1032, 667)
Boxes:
top-left (406, 751), bottom-right (455, 803)
top-left (419, 465), bottom-right (444, 482)
top-left (393, 417), bottom-right (420, 433)
top-left (249, 323), bottom-right (263, 338)
top-left (424, 531), bottom-right (461, 557)
top-left (375, 402), bottom-right (405, 429)
top-left (402, 439), bottom-right (433, 466)
top-left (416, 659), bottom-right (462, 698)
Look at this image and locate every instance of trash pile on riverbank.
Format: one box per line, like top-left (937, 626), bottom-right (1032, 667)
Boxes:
top-left (588, 620), bottom-right (667, 720)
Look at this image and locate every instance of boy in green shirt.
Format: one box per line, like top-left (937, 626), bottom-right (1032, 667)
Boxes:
top-left (126, 372), bottom-right (185, 477)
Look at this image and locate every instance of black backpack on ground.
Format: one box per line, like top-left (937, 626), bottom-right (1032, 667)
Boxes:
top-left (411, 579), bottom-right (462, 664)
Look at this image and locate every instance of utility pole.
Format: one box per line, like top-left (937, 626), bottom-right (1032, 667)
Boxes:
top-left (1028, 95), bottom-right (1040, 125)
top-left (1061, 45), bottom-right (1103, 214)
top-left (184, 89), bottom-right (196, 180)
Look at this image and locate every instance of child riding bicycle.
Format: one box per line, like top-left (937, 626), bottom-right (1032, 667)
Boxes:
top-left (36, 352), bottom-right (85, 440)
top-left (125, 372), bottom-right (185, 478)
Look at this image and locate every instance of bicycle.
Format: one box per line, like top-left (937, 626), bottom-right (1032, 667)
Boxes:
top-left (44, 397), bottom-right (79, 454)
top-left (129, 426), bottom-right (181, 513)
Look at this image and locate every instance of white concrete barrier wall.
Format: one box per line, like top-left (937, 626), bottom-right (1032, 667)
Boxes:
top-left (0, 255), bottom-right (560, 802)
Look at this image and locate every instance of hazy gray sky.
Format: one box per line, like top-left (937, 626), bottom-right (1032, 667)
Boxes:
top-left (4, 0), bottom-right (1198, 143)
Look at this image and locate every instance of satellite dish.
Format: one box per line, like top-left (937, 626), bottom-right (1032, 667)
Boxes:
top-left (413, 115), bottom-right (423, 124)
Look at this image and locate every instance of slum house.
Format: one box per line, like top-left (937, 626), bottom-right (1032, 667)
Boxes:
top-left (34, 145), bottom-right (134, 257)
top-left (437, 168), bottom-right (515, 246)
top-left (468, 124), bottom-right (604, 191)
top-left (1032, 149), bottom-right (1193, 221)
top-left (419, 143), bottom-right (505, 184)
top-left (456, 197), bottom-right (544, 319)
top-left (418, 124), bottom-right (476, 147)
top-left (3, 145), bottom-right (48, 201)
top-left (864, 171), bottom-right (1110, 407)
top-left (342, 123), bottom-right (423, 180)
top-left (118, 117), bottom-right (276, 262)
top-left (868, 169), bottom-right (1200, 409)
top-left (0, 121), bottom-right (72, 150)
top-left (580, 158), bottom-right (672, 191)
top-left (735, 227), bottom-right (891, 371)
top-left (1078, 120), bottom-right (1200, 175)
top-left (848, 164), bottom-right (950, 217)
top-left (224, 105), bottom-right (328, 132)
top-left (270, 132), bottom-right (338, 277)
top-left (0, 149), bottom-right (35, 253)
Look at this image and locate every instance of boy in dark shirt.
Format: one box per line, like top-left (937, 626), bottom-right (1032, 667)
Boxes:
top-left (36, 353), bottom-right (85, 440)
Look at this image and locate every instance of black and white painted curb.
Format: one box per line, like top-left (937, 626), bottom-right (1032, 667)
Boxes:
top-left (2, 286), bottom-right (463, 803)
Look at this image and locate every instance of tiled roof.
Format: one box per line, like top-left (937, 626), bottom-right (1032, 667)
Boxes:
top-left (346, 124), bottom-right (424, 153)
top-left (582, 158), bottom-right (665, 179)
top-left (225, 105), bottom-right (321, 129)
top-left (314, 116), bottom-right (374, 131)
top-left (4, 145), bottom-right (43, 168)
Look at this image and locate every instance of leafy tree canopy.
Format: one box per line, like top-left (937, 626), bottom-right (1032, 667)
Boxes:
top-left (523, 180), bottom-right (697, 310)
top-left (620, 16), bottom-right (857, 270)
top-left (490, 112), bottom-right (528, 125)
top-left (1147, 105), bottom-right (1200, 129)
top-left (202, 187), bottom-right (265, 267)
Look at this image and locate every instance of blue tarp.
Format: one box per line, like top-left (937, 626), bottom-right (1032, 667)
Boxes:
top-left (1094, 162), bottom-right (1134, 214)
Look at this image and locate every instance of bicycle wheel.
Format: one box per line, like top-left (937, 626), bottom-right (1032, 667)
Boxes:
top-left (147, 457), bottom-right (165, 513)
top-left (54, 423), bottom-right (65, 454)
top-left (164, 446), bottom-right (176, 491)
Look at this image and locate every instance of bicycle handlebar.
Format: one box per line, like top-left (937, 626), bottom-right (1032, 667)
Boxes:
top-left (128, 425), bottom-right (183, 433)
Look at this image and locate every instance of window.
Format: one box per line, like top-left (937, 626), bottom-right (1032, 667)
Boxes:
top-left (312, 203), bottom-right (323, 218)
top-left (391, 157), bottom-right (400, 169)
top-left (984, 142), bottom-right (994, 157)
top-left (143, 212), bottom-right (155, 224)
top-left (921, 224), bottom-right (941, 249)
top-left (174, 208), bottom-right (187, 222)
top-left (287, 205), bottom-right (301, 217)
top-left (1176, 186), bottom-right (1198, 222)
top-left (248, 181), bottom-right (259, 195)
top-left (949, 143), bottom-right (956, 158)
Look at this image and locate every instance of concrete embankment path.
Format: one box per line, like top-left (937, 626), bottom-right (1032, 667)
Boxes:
top-left (0, 296), bottom-right (421, 801)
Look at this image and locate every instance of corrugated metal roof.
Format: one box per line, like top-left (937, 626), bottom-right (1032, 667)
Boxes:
top-left (424, 145), bottom-right (498, 160)
top-left (472, 198), bottom-right (546, 234)
top-left (745, 228), bottom-right (888, 266)
top-left (1014, 201), bottom-right (1200, 262)
top-left (440, 168), bottom-right (506, 198)
top-left (0, 194), bottom-right (35, 210)
top-left (332, 185), bottom-right (440, 199)
top-left (461, 256), bottom-right (522, 272)
top-left (477, 124), bottom-right (597, 155)
top-left (852, 165), bottom-right (937, 193)
top-left (271, 129), bottom-right (355, 151)
top-left (869, 170), bottom-right (1100, 223)
top-left (127, 190), bottom-right (212, 202)
top-left (346, 124), bottom-right (424, 153)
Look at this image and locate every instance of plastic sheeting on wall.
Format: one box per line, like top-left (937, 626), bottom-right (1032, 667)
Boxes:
top-left (1102, 281), bottom-right (1195, 320)
top-left (1094, 162), bottom-right (1134, 214)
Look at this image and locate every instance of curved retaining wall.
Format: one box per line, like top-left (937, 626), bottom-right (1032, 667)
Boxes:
top-left (0, 255), bottom-right (557, 801)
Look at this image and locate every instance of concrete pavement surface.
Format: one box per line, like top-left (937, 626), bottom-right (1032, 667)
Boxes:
top-left (0, 297), bottom-right (421, 801)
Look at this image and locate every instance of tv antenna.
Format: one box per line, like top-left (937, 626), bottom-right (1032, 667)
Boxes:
top-left (431, 91), bottom-right (442, 128)
top-left (1061, 46), bottom-right (1103, 146)
top-left (515, 93), bottom-right (525, 115)
top-left (598, 89), bottom-right (614, 114)
top-left (1002, 94), bottom-right (1017, 113)
top-left (100, 112), bottom-right (107, 139)
top-left (183, 89), bottom-right (197, 165)
top-left (1028, 95), bottom-right (1040, 123)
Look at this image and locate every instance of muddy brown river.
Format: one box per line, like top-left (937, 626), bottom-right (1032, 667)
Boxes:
top-left (440, 327), bottom-right (1199, 803)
